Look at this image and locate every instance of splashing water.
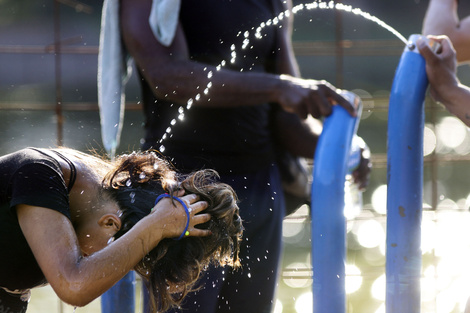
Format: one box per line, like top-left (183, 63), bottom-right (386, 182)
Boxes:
top-left (156, 0), bottom-right (408, 151)
top-left (294, 1), bottom-right (408, 44)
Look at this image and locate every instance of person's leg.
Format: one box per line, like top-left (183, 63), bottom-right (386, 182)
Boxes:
top-left (0, 289), bottom-right (29, 313)
top-left (216, 164), bottom-right (284, 313)
top-left (167, 266), bottom-right (227, 313)
top-left (166, 164), bottom-right (285, 313)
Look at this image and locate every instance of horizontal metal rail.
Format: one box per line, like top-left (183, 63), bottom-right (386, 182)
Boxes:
top-left (0, 39), bottom-right (405, 56)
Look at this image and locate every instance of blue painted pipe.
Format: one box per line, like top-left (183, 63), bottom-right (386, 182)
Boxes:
top-left (386, 34), bottom-right (428, 313)
top-left (101, 271), bottom-right (136, 313)
top-left (311, 91), bottom-right (362, 313)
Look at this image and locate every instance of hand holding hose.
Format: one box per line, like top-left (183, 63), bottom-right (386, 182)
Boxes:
top-left (418, 35), bottom-right (459, 105)
top-left (277, 75), bottom-right (357, 119)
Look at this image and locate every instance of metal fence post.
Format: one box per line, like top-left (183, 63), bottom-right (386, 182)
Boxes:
top-left (386, 34), bottom-right (428, 313)
top-left (311, 92), bottom-right (362, 313)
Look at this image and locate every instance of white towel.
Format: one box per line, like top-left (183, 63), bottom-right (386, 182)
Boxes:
top-left (97, 0), bottom-right (181, 156)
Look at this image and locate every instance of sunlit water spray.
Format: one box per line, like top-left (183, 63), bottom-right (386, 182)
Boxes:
top-left (114, 4), bottom-right (412, 310)
top-left (155, 0), bottom-right (408, 153)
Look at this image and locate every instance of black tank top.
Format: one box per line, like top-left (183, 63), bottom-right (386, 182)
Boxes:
top-left (140, 0), bottom-right (282, 174)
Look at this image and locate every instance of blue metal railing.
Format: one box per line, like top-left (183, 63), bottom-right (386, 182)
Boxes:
top-left (386, 34), bottom-right (428, 313)
top-left (311, 91), bottom-right (363, 313)
top-left (101, 271), bottom-right (136, 313)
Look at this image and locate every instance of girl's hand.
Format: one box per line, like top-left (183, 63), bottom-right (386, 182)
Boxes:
top-left (151, 193), bottom-right (211, 239)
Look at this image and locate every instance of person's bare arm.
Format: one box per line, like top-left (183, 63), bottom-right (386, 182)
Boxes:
top-left (271, 0), bottom-right (321, 158)
top-left (418, 35), bottom-right (470, 126)
top-left (119, 0), bottom-right (355, 118)
top-left (16, 194), bottom-right (209, 307)
top-left (423, 0), bottom-right (470, 62)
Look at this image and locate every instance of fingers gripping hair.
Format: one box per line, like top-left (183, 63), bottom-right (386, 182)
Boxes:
top-left (136, 169), bottom-right (244, 312)
top-left (101, 151), bottom-right (243, 312)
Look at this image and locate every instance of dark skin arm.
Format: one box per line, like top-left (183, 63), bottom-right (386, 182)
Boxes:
top-left (418, 35), bottom-right (470, 127)
top-left (120, 0), bottom-right (369, 188)
top-left (270, 1), bottom-right (370, 189)
top-left (119, 0), bottom-right (356, 119)
top-left (422, 0), bottom-right (470, 63)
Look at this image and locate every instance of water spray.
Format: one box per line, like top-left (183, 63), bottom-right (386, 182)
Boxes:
top-left (100, 3), bottom-right (419, 313)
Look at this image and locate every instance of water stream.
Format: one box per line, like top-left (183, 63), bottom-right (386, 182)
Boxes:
top-left (156, 0), bottom-right (408, 153)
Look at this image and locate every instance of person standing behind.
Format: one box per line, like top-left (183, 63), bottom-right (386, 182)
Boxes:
top-left (119, 0), bottom-right (359, 312)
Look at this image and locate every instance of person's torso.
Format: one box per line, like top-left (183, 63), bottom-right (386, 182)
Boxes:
top-left (0, 148), bottom-right (72, 289)
top-left (141, 0), bottom-right (281, 174)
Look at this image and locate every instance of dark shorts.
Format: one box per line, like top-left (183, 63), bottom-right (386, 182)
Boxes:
top-left (0, 288), bottom-right (29, 313)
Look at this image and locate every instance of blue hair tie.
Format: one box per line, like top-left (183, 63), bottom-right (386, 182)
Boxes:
top-left (154, 193), bottom-right (190, 240)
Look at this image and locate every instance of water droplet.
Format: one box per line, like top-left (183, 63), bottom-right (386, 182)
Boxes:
top-left (187, 98), bottom-right (193, 109)
top-left (230, 51), bottom-right (237, 63)
top-left (242, 39), bottom-right (250, 49)
top-left (159, 145), bottom-right (166, 152)
top-left (170, 119), bottom-right (176, 125)
top-left (125, 179), bottom-right (132, 187)
top-left (139, 172), bottom-right (146, 179)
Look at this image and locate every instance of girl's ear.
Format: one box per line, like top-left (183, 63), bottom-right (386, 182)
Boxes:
top-left (98, 214), bottom-right (122, 232)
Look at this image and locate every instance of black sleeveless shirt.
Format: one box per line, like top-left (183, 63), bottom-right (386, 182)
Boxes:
top-left (140, 0), bottom-right (282, 174)
top-left (0, 148), bottom-right (75, 290)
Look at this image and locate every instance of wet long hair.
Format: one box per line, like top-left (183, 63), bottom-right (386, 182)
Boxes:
top-left (101, 151), bottom-right (243, 312)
